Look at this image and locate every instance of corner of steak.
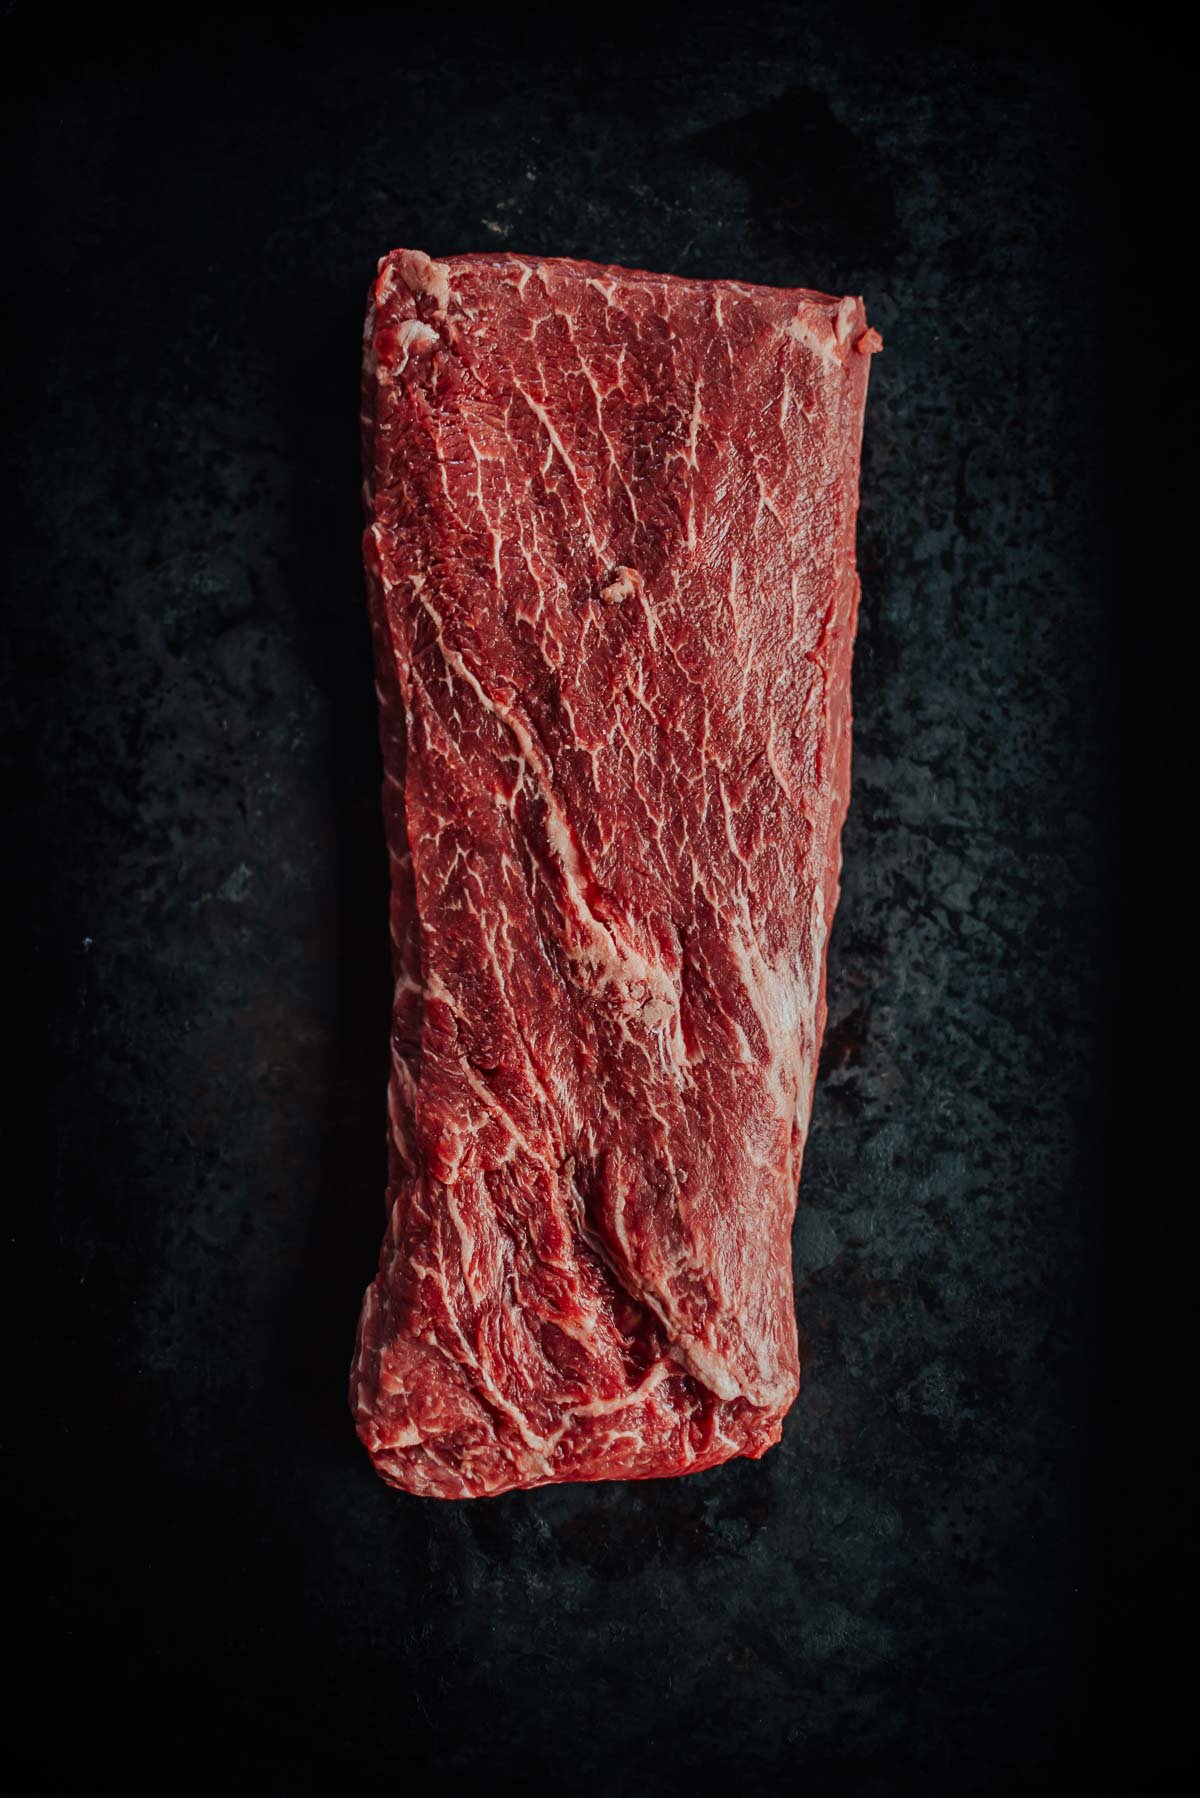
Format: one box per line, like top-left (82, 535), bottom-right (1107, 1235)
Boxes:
top-left (350, 248), bottom-right (879, 1498)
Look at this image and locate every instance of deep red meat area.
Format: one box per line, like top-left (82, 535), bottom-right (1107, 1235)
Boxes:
top-left (351, 249), bottom-right (877, 1497)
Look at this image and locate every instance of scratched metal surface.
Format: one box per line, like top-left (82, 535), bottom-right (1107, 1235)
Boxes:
top-left (9, 4), bottom-right (1114, 1791)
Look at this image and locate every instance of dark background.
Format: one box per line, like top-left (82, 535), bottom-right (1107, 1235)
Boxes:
top-left (3, 3), bottom-right (1188, 1793)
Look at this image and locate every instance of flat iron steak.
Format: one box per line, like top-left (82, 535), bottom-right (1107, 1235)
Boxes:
top-left (351, 248), bottom-right (879, 1497)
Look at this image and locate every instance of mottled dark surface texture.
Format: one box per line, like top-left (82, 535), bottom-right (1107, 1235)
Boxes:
top-left (7, 2), bottom-right (1134, 1791)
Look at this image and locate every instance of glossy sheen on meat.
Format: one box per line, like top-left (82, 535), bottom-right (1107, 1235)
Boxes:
top-left (351, 248), bottom-right (879, 1498)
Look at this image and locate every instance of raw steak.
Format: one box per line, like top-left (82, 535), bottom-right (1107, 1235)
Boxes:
top-left (351, 248), bottom-right (879, 1498)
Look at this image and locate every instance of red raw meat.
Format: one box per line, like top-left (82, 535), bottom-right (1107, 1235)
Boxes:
top-left (351, 248), bottom-right (879, 1498)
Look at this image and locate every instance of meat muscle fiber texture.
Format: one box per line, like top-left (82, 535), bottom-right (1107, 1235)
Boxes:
top-left (351, 249), bottom-right (880, 1498)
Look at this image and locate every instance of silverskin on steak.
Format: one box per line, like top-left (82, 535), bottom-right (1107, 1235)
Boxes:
top-left (351, 248), bottom-right (880, 1497)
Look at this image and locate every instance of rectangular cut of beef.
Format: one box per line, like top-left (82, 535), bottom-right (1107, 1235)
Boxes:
top-left (351, 248), bottom-right (879, 1498)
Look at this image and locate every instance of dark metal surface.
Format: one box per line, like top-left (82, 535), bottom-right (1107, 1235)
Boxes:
top-left (7, 4), bottom-right (1138, 1791)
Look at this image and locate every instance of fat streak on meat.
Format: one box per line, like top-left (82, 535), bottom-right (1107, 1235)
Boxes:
top-left (351, 248), bottom-right (879, 1498)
